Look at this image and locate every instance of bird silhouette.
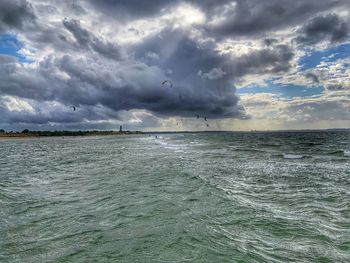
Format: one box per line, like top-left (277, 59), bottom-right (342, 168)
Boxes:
top-left (161, 80), bottom-right (173, 88)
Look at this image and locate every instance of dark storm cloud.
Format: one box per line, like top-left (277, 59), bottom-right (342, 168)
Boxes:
top-left (0, 98), bottom-right (123, 131)
top-left (129, 28), bottom-right (245, 118)
top-left (202, 0), bottom-right (347, 38)
top-left (58, 30), bottom-right (244, 119)
top-left (87, 0), bottom-right (349, 39)
top-left (134, 28), bottom-right (293, 80)
top-left (305, 72), bottom-right (320, 83)
top-left (296, 14), bottom-right (349, 45)
top-left (232, 45), bottom-right (294, 76)
top-left (0, 108), bottom-right (82, 125)
top-left (0, 54), bottom-right (17, 64)
top-left (63, 19), bottom-right (123, 61)
top-left (326, 84), bottom-right (350, 91)
top-left (87, 0), bottom-right (178, 20)
top-left (0, 0), bottom-right (35, 32)
top-left (0, 25), bottom-right (246, 120)
top-left (264, 38), bottom-right (279, 47)
top-left (87, 0), bottom-right (231, 20)
top-left (62, 19), bottom-right (90, 47)
top-left (0, 22), bottom-right (295, 123)
top-left (0, 58), bottom-right (56, 102)
top-left (0, 0), bottom-right (349, 129)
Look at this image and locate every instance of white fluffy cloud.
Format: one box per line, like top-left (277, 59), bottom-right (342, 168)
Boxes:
top-left (239, 90), bottom-right (350, 128)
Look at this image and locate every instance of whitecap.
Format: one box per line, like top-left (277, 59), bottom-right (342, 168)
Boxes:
top-left (283, 154), bottom-right (304, 159)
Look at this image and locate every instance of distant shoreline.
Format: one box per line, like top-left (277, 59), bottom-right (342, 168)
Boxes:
top-left (0, 130), bottom-right (143, 138)
top-left (1, 128), bottom-right (349, 138)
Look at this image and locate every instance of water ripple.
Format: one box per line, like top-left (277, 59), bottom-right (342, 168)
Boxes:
top-left (0, 132), bottom-right (349, 262)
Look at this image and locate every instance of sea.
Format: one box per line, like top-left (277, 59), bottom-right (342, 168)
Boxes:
top-left (1, 131), bottom-right (349, 262)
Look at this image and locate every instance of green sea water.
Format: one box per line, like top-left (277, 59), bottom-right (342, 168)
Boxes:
top-left (1, 131), bottom-right (349, 262)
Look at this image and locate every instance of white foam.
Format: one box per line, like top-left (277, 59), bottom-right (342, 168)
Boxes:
top-left (283, 154), bottom-right (304, 159)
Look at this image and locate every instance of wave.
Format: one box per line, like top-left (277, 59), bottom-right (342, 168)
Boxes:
top-left (299, 142), bottom-right (324, 146)
top-left (258, 143), bottom-right (282, 147)
top-left (283, 154), bottom-right (305, 159)
top-left (328, 150), bottom-right (350, 157)
top-left (228, 146), bottom-right (269, 153)
top-left (153, 137), bottom-right (188, 153)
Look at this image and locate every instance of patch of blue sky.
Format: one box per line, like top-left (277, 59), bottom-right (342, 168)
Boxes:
top-left (237, 79), bottom-right (324, 99)
top-left (299, 43), bottom-right (350, 70)
top-left (0, 33), bottom-right (33, 63)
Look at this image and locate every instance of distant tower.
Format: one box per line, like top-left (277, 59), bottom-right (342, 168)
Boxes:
top-left (119, 125), bottom-right (123, 132)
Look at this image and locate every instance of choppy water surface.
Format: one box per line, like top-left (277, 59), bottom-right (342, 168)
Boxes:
top-left (1, 131), bottom-right (349, 262)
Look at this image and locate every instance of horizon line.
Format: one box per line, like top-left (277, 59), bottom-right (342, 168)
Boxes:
top-left (145, 128), bottom-right (350, 133)
top-left (1, 128), bottom-right (349, 133)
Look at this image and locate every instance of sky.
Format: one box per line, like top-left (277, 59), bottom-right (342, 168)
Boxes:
top-left (0, 0), bottom-right (349, 131)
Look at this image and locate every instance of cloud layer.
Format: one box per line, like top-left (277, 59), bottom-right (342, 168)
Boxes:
top-left (0, 0), bottom-right (349, 130)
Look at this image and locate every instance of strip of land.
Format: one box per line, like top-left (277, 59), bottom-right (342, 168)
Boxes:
top-left (0, 130), bottom-right (143, 138)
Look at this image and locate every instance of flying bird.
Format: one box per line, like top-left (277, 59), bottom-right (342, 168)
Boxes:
top-left (161, 80), bottom-right (173, 88)
top-left (71, 105), bottom-right (77, 111)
